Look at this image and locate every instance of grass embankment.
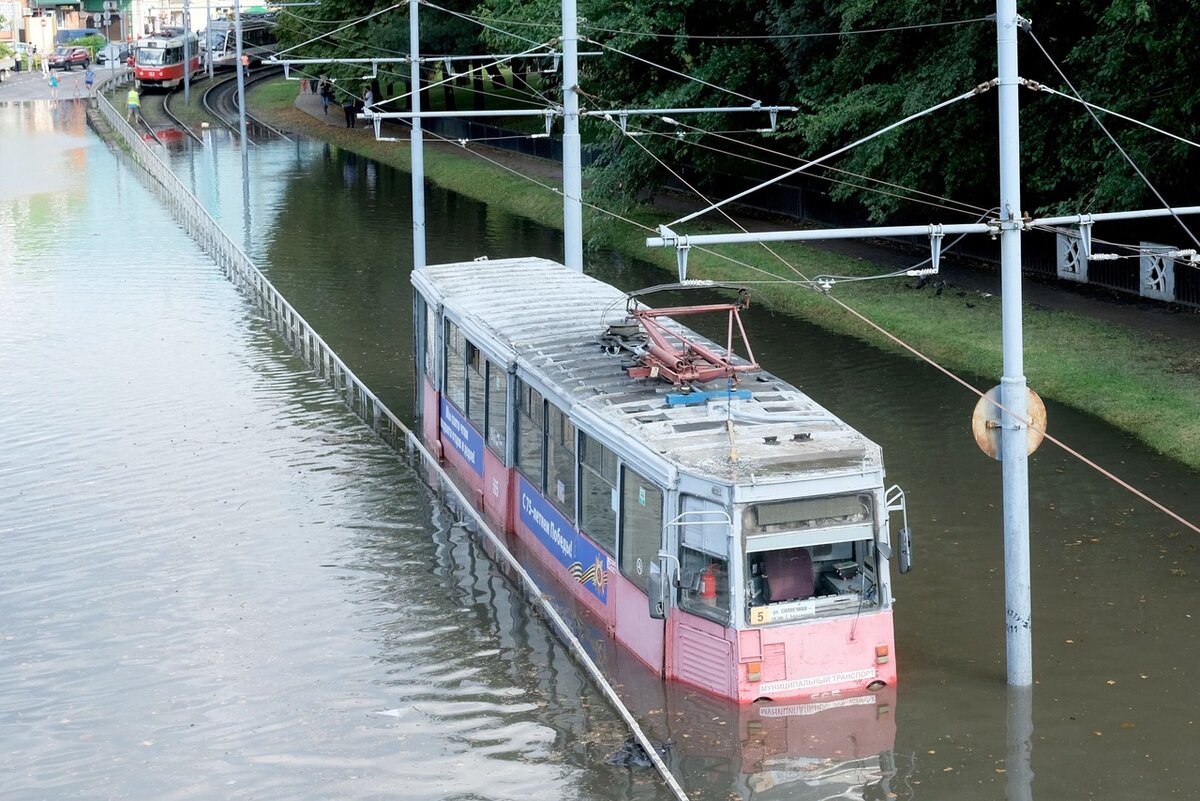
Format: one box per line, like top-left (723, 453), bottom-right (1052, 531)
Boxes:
top-left (248, 79), bottom-right (1200, 474)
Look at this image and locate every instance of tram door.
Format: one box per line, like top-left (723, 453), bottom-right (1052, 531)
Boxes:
top-left (618, 467), bottom-right (666, 674)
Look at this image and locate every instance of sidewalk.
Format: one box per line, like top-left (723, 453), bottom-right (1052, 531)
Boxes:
top-left (286, 89), bottom-right (1200, 347)
top-left (0, 65), bottom-right (102, 103)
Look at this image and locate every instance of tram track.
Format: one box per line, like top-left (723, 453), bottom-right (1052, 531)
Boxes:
top-left (201, 67), bottom-right (293, 144)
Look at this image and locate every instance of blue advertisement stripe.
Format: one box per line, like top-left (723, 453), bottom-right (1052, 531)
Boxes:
top-left (440, 397), bottom-right (484, 477)
top-left (517, 475), bottom-right (608, 603)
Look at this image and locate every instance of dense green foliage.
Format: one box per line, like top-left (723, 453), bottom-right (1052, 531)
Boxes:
top-left (272, 1), bottom-right (1200, 222)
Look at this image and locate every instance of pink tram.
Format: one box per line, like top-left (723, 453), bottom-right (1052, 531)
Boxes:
top-left (133, 30), bottom-right (201, 91)
top-left (411, 257), bottom-right (914, 704)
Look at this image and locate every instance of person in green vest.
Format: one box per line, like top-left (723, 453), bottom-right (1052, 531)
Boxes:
top-left (126, 87), bottom-right (140, 124)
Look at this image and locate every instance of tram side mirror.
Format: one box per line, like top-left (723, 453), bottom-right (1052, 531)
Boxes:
top-left (648, 571), bottom-right (668, 620)
top-left (898, 527), bottom-right (914, 574)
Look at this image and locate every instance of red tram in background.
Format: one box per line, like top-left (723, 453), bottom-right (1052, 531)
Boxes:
top-left (133, 30), bottom-right (201, 91)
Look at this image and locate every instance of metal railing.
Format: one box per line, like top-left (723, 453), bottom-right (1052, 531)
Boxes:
top-left (88, 74), bottom-right (689, 801)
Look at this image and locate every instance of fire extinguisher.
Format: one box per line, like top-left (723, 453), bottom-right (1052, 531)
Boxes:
top-left (699, 565), bottom-right (718, 603)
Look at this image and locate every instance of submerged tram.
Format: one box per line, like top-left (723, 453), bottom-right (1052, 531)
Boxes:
top-left (411, 257), bottom-right (914, 703)
top-left (133, 30), bottom-right (201, 90)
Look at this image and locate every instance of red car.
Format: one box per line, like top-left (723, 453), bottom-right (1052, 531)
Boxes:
top-left (49, 46), bottom-right (90, 70)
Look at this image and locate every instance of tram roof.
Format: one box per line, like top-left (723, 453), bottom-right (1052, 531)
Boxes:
top-left (414, 257), bottom-right (883, 485)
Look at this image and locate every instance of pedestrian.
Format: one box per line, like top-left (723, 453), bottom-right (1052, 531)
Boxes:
top-left (126, 86), bottom-right (141, 123)
top-left (342, 93), bottom-right (356, 128)
top-left (48, 71), bottom-right (59, 102)
top-left (319, 78), bottom-right (332, 116)
top-left (362, 86), bottom-right (374, 115)
top-left (41, 50), bottom-right (50, 78)
top-left (73, 73), bottom-right (81, 98)
top-left (85, 65), bottom-right (96, 98)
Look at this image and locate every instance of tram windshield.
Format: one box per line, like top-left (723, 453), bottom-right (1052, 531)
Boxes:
top-left (741, 493), bottom-right (881, 624)
top-left (136, 47), bottom-right (178, 66)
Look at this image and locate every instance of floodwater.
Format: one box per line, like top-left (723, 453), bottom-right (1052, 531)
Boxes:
top-left (2, 98), bottom-right (1198, 801)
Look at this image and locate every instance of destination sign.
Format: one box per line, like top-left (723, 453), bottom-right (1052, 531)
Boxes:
top-left (749, 599), bottom-right (816, 625)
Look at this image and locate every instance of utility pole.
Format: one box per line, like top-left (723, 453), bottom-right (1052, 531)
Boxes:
top-left (409, 0), bottom-right (425, 270)
top-left (561, 0), bottom-right (582, 271)
top-left (205, 0), bottom-right (212, 79)
top-left (182, 0), bottom-right (190, 103)
top-left (995, 0), bottom-right (1032, 688)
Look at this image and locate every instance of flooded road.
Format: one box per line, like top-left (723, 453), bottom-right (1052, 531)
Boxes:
top-left (2, 98), bottom-right (1198, 800)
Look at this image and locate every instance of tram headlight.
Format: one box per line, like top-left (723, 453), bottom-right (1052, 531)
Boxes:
top-left (746, 661), bottom-right (762, 682)
top-left (875, 644), bottom-right (890, 664)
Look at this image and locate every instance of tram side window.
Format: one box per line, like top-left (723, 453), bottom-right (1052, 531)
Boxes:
top-left (579, 433), bottom-right (617, 555)
top-left (444, 321), bottom-right (467, 409)
top-left (546, 404), bottom-right (576, 520)
top-left (486, 365), bottom-right (507, 457)
top-left (466, 343), bottom-right (486, 432)
top-left (677, 495), bottom-right (731, 621)
top-left (619, 467), bottom-right (662, 595)
top-left (516, 380), bottom-right (545, 488)
top-left (678, 547), bottom-right (730, 622)
top-left (423, 303), bottom-right (436, 379)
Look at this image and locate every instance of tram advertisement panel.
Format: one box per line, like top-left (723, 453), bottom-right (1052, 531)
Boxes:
top-left (517, 475), bottom-right (608, 603)
top-left (440, 398), bottom-right (483, 476)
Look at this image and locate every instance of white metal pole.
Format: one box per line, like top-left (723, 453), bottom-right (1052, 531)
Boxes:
top-left (409, 0), bottom-right (425, 270)
top-left (182, 0), bottom-right (190, 103)
top-left (205, 0), bottom-right (212, 79)
top-left (996, 0), bottom-right (1033, 687)
top-left (234, 0), bottom-right (249, 232)
top-left (234, 0), bottom-right (247, 146)
top-left (561, 0), bottom-right (582, 271)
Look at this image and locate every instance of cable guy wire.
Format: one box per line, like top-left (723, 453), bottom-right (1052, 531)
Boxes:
top-left (1022, 26), bottom-right (1200, 252)
top-left (670, 80), bottom-right (995, 226)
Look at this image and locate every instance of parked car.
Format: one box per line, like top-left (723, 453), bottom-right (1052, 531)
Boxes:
top-left (49, 46), bottom-right (90, 71)
top-left (95, 43), bottom-right (132, 65)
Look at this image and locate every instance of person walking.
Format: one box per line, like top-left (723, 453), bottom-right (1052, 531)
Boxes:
top-left (41, 50), bottom-right (50, 78)
top-left (342, 92), bottom-right (356, 128)
top-left (319, 78), bottom-right (332, 116)
top-left (48, 71), bottom-right (59, 103)
top-left (126, 86), bottom-right (141, 124)
top-left (362, 86), bottom-right (374, 115)
top-left (84, 65), bottom-right (96, 99)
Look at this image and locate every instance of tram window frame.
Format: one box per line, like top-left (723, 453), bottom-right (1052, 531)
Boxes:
top-left (486, 364), bottom-right (507, 458)
top-left (444, 320), bottom-right (467, 410)
top-left (546, 404), bottom-right (576, 520)
top-left (515, 379), bottom-right (545, 489)
top-left (579, 433), bottom-right (618, 555)
top-left (423, 302), bottom-right (436, 379)
top-left (466, 342), bottom-right (486, 432)
top-left (678, 546), bottom-right (731, 624)
top-left (619, 467), bottom-right (663, 595)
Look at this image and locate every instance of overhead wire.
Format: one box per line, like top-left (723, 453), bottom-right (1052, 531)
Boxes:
top-left (578, 92), bottom-right (1200, 537)
top-left (579, 16), bottom-right (996, 41)
top-left (1021, 25), bottom-right (1200, 253)
top-left (281, 2), bottom-right (1200, 537)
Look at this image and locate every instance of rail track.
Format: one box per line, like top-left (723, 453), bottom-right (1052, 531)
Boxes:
top-left (201, 67), bottom-right (292, 144)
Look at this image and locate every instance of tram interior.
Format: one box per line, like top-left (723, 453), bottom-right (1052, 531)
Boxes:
top-left (743, 539), bottom-right (879, 620)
